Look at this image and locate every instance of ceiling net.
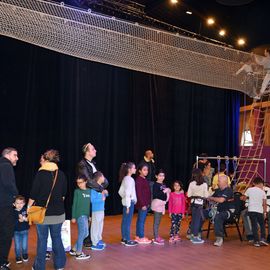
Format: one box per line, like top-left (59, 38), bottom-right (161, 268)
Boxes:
top-left (0, 0), bottom-right (264, 94)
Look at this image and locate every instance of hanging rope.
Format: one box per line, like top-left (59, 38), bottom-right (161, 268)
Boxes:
top-left (225, 156), bottom-right (229, 176)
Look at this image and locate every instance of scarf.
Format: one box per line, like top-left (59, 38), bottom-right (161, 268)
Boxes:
top-left (39, 162), bottom-right (58, 171)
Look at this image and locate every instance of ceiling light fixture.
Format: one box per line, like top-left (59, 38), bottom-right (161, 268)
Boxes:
top-left (206, 17), bottom-right (215, 25)
top-left (219, 29), bottom-right (226, 36)
top-left (170, 0), bottom-right (179, 4)
top-left (186, 11), bottom-right (192, 15)
top-left (237, 38), bottom-right (246, 46)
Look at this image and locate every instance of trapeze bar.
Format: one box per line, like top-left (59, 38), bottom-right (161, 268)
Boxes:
top-left (196, 156), bottom-right (266, 162)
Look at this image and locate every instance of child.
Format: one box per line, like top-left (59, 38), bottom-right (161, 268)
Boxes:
top-left (135, 163), bottom-right (152, 244)
top-left (151, 169), bottom-right (170, 245)
top-left (244, 177), bottom-right (268, 247)
top-left (91, 171), bottom-right (108, 251)
top-left (13, 195), bottom-right (30, 264)
top-left (70, 177), bottom-right (91, 259)
top-left (118, 162), bottom-right (138, 246)
top-left (168, 181), bottom-right (186, 243)
top-left (187, 168), bottom-right (209, 244)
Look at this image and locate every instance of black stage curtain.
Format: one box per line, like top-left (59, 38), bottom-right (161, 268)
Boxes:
top-left (0, 36), bottom-right (240, 216)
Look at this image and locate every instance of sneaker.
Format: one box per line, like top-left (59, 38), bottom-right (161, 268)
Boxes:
top-left (76, 253), bottom-right (91, 260)
top-left (136, 237), bottom-right (152, 244)
top-left (16, 257), bottom-right (23, 264)
top-left (98, 240), bottom-right (106, 247)
top-left (134, 236), bottom-right (140, 242)
top-left (69, 249), bottom-right (76, 256)
top-left (246, 235), bottom-right (254, 242)
top-left (214, 237), bottom-right (223, 247)
top-left (253, 95), bottom-right (261, 100)
top-left (22, 254), bottom-right (28, 262)
top-left (174, 235), bottom-right (181, 241)
top-left (83, 242), bottom-right (92, 249)
top-left (121, 238), bottom-right (126, 244)
top-left (0, 265), bottom-right (10, 270)
top-left (46, 252), bottom-right (51, 260)
top-left (260, 239), bottom-right (269, 246)
top-left (91, 244), bottom-right (105, 251)
top-left (124, 240), bottom-right (138, 247)
top-left (254, 241), bottom-right (260, 247)
top-left (191, 237), bottom-right (204, 244)
top-left (169, 237), bottom-right (175, 243)
top-left (187, 234), bottom-right (194, 240)
top-left (153, 237), bottom-right (165, 245)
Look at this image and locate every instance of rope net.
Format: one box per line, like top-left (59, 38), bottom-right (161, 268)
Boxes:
top-left (0, 0), bottom-right (265, 94)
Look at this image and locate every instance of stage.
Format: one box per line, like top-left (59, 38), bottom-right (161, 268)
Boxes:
top-left (9, 213), bottom-right (270, 270)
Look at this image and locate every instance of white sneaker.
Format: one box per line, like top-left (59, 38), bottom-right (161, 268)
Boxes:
top-left (214, 237), bottom-right (223, 247)
top-left (75, 253), bottom-right (91, 260)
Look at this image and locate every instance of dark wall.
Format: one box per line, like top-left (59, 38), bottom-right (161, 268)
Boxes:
top-left (0, 36), bottom-right (240, 216)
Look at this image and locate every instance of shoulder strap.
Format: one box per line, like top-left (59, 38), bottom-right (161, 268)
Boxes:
top-left (45, 170), bottom-right (58, 208)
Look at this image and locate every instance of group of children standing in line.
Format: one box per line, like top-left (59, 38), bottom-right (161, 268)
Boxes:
top-left (118, 162), bottom-right (186, 246)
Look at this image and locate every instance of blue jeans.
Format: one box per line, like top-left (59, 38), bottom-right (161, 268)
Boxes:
top-left (121, 202), bottom-right (135, 241)
top-left (14, 230), bottom-right (28, 258)
top-left (34, 223), bottom-right (66, 270)
top-left (214, 211), bottom-right (230, 237)
top-left (74, 215), bottom-right (89, 253)
top-left (249, 212), bottom-right (265, 242)
top-left (191, 205), bottom-right (204, 236)
top-left (136, 209), bottom-right (148, 238)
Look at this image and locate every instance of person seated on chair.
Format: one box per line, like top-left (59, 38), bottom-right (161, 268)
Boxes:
top-left (212, 164), bottom-right (231, 190)
top-left (207, 175), bottom-right (235, 247)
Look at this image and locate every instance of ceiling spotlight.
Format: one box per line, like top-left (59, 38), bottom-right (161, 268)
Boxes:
top-left (206, 17), bottom-right (215, 25)
top-left (186, 11), bottom-right (192, 15)
top-left (170, 0), bottom-right (179, 4)
top-left (237, 38), bottom-right (246, 46)
top-left (219, 29), bottom-right (226, 36)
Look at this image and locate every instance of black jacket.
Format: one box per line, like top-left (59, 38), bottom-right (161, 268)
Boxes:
top-left (77, 159), bottom-right (109, 192)
top-left (30, 169), bottom-right (67, 216)
top-left (0, 157), bottom-right (18, 207)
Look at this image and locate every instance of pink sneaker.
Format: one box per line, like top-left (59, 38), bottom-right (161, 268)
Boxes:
top-left (169, 237), bottom-right (175, 243)
top-left (137, 237), bottom-right (152, 244)
top-left (153, 237), bottom-right (165, 245)
top-left (134, 236), bottom-right (140, 242)
top-left (174, 235), bottom-right (181, 241)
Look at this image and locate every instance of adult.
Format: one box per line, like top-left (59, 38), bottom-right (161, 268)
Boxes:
top-left (194, 153), bottom-right (214, 187)
top-left (198, 161), bottom-right (213, 188)
top-left (212, 163), bottom-right (231, 190)
top-left (252, 49), bottom-right (270, 99)
top-left (139, 150), bottom-right (156, 183)
top-left (28, 149), bottom-right (67, 270)
top-left (77, 143), bottom-right (109, 247)
top-left (0, 147), bottom-right (19, 270)
top-left (207, 175), bottom-right (235, 247)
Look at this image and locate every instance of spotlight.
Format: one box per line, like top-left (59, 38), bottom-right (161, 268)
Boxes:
top-left (237, 38), bottom-right (246, 46)
top-left (170, 0), bottom-right (178, 4)
top-left (206, 17), bottom-right (215, 25)
top-left (219, 29), bottom-right (226, 36)
top-left (186, 11), bottom-right (192, 15)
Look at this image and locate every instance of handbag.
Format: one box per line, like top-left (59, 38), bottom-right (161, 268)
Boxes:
top-left (28, 170), bottom-right (58, 225)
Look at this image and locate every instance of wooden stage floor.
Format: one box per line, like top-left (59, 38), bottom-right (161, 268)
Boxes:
top-left (9, 213), bottom-right (270, 270)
